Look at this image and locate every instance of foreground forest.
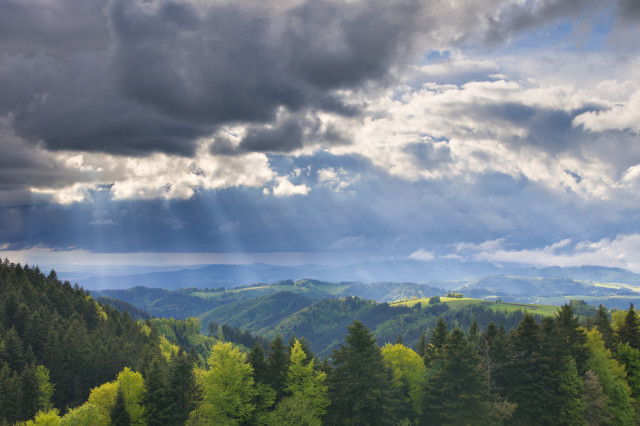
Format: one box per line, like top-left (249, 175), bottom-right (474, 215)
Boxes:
top-left (3, 260), bottom-right (640, 425)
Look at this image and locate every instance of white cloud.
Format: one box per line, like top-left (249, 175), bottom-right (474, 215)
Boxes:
top-left (263, 176), bottom-right (311, 197)
top-left (409, 248), bottom-right (435, 262)
top-left (457, 234), bottom-right (640, 273)
top-left (23, 141), bottom-right (277, 203)
top-left (317, 167), bottom-right (357, 192)
top-left (573, 90), bottom-right (640, 133)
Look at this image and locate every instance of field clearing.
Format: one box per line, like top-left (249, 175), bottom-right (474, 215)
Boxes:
top-left (391, 297), bottom-right (489, 308)
top-left (487, 302), bottom-right (559, 317)
top-left (391, 296), bottom-right (559, 317)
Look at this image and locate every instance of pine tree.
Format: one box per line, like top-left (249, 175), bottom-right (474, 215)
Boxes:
top-left (423, 328), bottom-right (490, 424)
top-left (143, 358), bottom-right (171, 426)
top-left (416, 330), bottom-right (428, 360)
top-left (248, 342), bottom-right (269, 384)
top-left (326, 321), bottom-right (399, 425)
top-left (167, 350), bottom-right (198, 425)
top-left (468, 318), bottom-right (479, 346)
top-left (425, 316), bottom-right (448, 364)
top-left (19, 363), bottom-right (42, 422)
top-left (479, 321), bottom-right (508, 398)
top-left (593, 304), bottom-right (614, 349)
top-left (616, 304), bottom-right (640, 349)
top-left (267, 334), bottom-right (289, 403)
top-left (503, 313), bottom-right (550, 424)
top-left (615, 343), bottom-right (640, 398)
top-left (110, 387), bottom-right (131, 426)
top-left (555, 304), bottom-right (588, 370)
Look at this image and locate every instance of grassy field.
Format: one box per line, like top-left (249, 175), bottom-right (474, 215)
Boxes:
top-left (390, 296), bottom-right (488, 309)
top-left (391, 296), bottom-right (560, 317)
top-left (487, 301), bottom-right (559, 317)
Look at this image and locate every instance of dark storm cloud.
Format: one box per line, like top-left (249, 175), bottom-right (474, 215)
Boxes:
top-left (240, 120), bottom-right (305, 153)
top-left (0, 0), bottom-right (110, 57)
top-left (107, 0), bottom-right (422, 128)
top-left (0, 0), bottom-right (621, 158)
top-left (0, 54), bottom-right (207, 156)
top-left (0, 0), bottom-right (426, 157)
top-left (618, 0), bottom-right (640, 21)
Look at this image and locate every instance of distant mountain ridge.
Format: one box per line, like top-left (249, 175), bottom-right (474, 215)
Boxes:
top-left (77, 259), bottom-right (640, 291)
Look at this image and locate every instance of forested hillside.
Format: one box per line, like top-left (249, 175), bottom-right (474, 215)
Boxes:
top-left (0, 260), bottom-right (164, 423)
top-left (5, 259), bottom-right (640, 425)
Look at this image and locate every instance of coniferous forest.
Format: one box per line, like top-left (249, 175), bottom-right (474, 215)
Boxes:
top-left (3, 259), bottom-right (640, 425)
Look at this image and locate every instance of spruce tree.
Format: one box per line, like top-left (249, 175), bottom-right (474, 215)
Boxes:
top-left (143, 358), bottom-right (171, 426)
top-left (326, 321), bottom-right (399, 425)
top-left (416, 330), bottom-right (428, 360)
top-left (167, 350), bottom-right (198, 425)
top-left (423, 328), bottom-right (490, 425)
top-left (555, 304), bottom-right (588, 370)
top-left (267, 334), bottom-right (289, 403)
top-left (617, 304), bottom-right (640, 349)
top-left (593, 304), bottom-right (614, 349)
top-left (248, 342), bottom-right (269, 384)
top-left (503, 313), bottom-right (550, 424)
top-left (425, 316), bottom-right (448, 364)
top-left (110, 387), bottom-right (131, 426)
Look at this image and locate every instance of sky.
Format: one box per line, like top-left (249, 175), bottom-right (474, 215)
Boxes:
top-left (1, 0), bottom-right (640, 272)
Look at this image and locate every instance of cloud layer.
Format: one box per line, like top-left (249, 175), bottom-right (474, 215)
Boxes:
top-left (1, 0), bottom-right (640, 268)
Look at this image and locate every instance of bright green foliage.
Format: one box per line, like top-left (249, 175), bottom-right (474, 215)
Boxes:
top-left (267, 396), bottom-right (322, 426)
top-left (86, 381), bottom-right (119, 419)
top-left (285, 339), bottom-right (329, 419)
top-left (83, 368), bottom-right (144, 425)
top-left (35, 365), bottom-right (55, 412)
top-left (326, 321), bottom-right (399, 425)
top-left (381, 343), bottom-right (426, 421)
top-left (423, 328), bottom-right (490, 425)
top-left (60, 403), bottom-right (107, 426)
top-left (584, 328), bottom-right (634, 425)
top-left (288, 335), bottom-right (314, 365)
top-left (115, 368), bottom-right (145, 426)
top-left (20, 408), bottom-right (61, 426)
top-left (195, 342), bottom-right (256, 424)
